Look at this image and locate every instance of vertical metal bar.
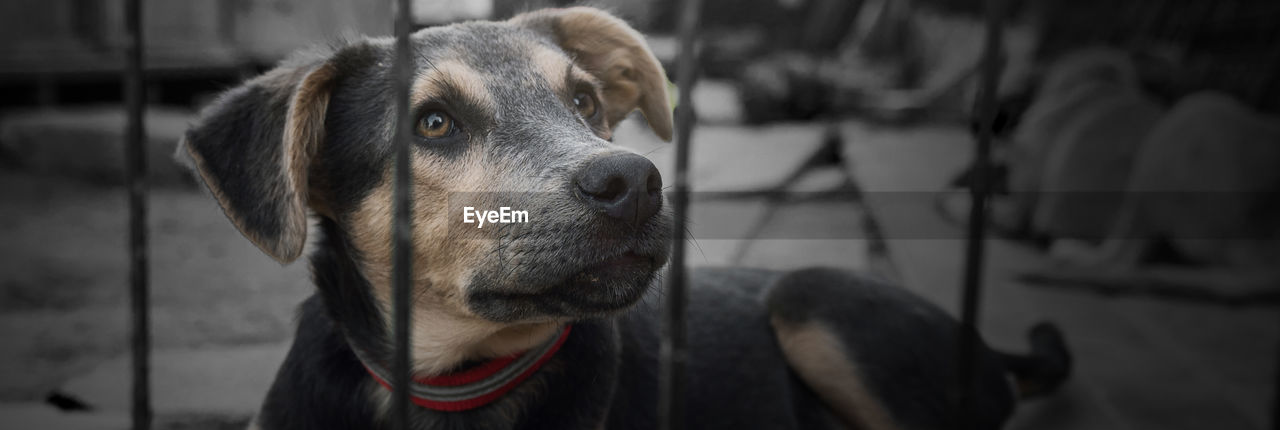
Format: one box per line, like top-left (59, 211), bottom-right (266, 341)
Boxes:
top-left (660, 1), bottom-right (702, 429)
top-left (1267, 7), bottom-right (1280, 399)
top-left (390, 0), bottom-right (414, 429)
top-left (956, 0), bottom-right (1002, 428)
top-left (123, 0), bottom-right (151, 429)
top-left (1274, 317), bottom-right (1280, 430)
top-left (1271, 47), bottom-right (1280, 430)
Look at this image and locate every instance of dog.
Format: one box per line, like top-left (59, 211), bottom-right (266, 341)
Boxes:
top-left (1025, 91), bottom-right (1280, 304)
top-left (178, 7), bottom-right (1070, 429)
top-left (941, 49), bottom-right (1163, 242)
top-left (1011, 49), bottom-right (1165, 242)
top-left (946, 49), bottom-right (1280, 304)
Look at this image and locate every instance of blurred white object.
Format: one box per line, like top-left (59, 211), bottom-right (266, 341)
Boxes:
top-left (413, 0), bottom-right (493, 25)
top-left (693, 80), bottom-right (745, 124)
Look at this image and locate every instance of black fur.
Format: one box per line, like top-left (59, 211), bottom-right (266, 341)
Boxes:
top-left (183, 76), bottom-right (298, 244)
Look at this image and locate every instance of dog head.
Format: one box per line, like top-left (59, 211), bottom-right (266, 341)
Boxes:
top-left (180, 7), bottom-right (672, 368)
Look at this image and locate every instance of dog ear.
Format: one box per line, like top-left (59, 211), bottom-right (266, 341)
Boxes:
top-left (178, 52), bottom-right (339, 264)
top-left (513, 7), bottom-right (674, 141)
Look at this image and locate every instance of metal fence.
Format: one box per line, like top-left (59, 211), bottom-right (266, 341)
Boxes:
top-left (114, 1), bottom-right (1279, 429)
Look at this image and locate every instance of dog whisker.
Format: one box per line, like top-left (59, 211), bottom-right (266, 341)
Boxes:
top-left (683, 227), bottom-right (708, 263)
top-left (641, 146), bottom-right (669, 157)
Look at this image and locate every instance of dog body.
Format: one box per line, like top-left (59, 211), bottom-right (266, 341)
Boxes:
top-left (260, 263), bottom-right (1022, 430)
top-left (179, 8), bottom-right (1066, 429)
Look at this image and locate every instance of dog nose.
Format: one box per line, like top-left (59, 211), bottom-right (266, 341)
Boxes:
top-left (574, 152), bottom-right (663, 224)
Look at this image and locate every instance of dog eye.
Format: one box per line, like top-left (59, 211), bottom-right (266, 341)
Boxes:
top-left (416, 111), bottom-right (455, 139)
top-left (572, 92), bottom-right (597, 119)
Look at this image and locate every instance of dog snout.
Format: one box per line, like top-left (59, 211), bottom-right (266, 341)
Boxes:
top-left (573, 153), bottom-right (663, 225)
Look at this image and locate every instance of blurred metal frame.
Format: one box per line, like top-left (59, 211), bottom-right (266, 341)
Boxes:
top-left (391, 0), bottom-right (415, 429)
top-left (124, 0), bottom-right (151, 429)
top-left (955, 0), bottom-right (1003, 428)
top-left (659, 1), bottom-right (703, 430)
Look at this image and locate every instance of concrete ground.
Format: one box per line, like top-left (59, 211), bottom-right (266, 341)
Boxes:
top-left (0, 170), bottom-right (309, 429)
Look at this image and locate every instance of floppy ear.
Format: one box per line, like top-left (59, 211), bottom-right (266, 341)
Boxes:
top-left (179, 52), bottom-right (339, 264)
top-left (513, 7), bottom-right (674, 141)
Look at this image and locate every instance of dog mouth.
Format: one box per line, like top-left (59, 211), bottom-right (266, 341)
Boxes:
top-left (568, 251), bottom-right (655, 285)
top-left (466, 246), bottom-right (666, 322)
top-left (464, 205), bottom-right (673, 322)
top-left (541, 249), bottom-right (660, 312)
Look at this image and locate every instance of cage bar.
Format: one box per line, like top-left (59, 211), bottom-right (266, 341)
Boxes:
top-left (1274, 326), bottom-right (1280, 430)
top-left (390, 0), bottom-right (415, 428)
top-left (123, 0), bottom-right (151, 429)
top-left (955, 0), bottom-right (1003, 428)
top-left (659, 1), bottom-right (703, 429)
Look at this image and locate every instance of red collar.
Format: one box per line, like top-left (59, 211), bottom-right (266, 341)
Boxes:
top-left (360, 325), bottom-right (572, 412)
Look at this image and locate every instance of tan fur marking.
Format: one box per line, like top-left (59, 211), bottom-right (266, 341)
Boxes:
top-left (279, 62), bottom-right (337, 245)
top-left (527, 43), bottom-right (605, 96)
top-left (244, 411), bottom-right (263, 430)
top-left (529, 44), bottom-right (571, 91)
top-left (771, 318), bottom-right (904, 430)
top-left (412, 60), bottom-right (497, 115)
top-left (287, 63), bottom-right (338, 220)
top-left (525, 43), bottom-right (616, 140)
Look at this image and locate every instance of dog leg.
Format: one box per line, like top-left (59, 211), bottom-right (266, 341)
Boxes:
top-left (1025, 201), bottom-right (1280, 303)
top-left (764, 268), bottom-right (1021, 430)
top-left (770, 318), bottom-right (903, 430)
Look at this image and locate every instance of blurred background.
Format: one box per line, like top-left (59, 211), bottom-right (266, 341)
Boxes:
top-left (1, 0), bottom-right (1278, 428)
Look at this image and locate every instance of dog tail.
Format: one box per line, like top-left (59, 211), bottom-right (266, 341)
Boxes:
top-left (1000, 322), bottom-right (1072, 399)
